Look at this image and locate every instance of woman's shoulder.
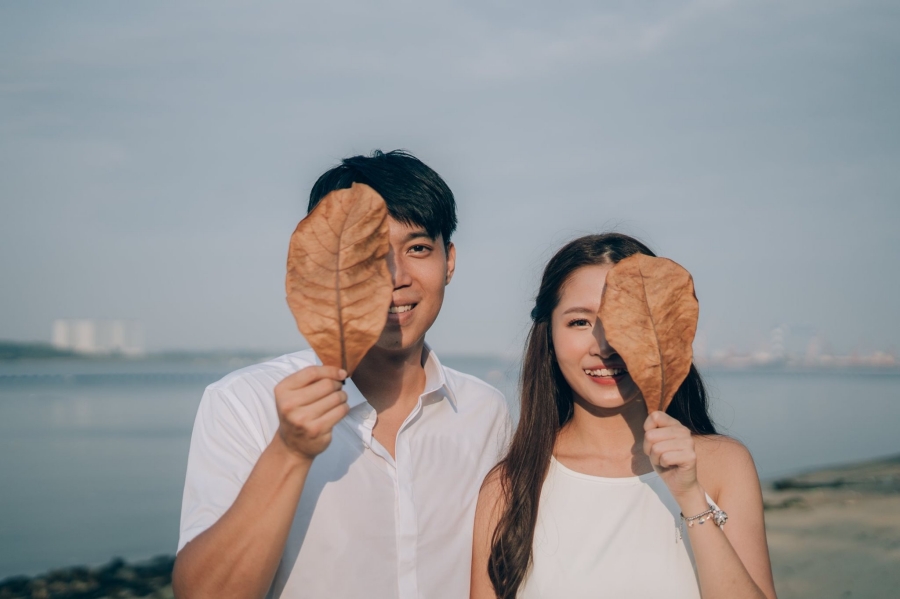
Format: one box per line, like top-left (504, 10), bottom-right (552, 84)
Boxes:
top-left (694, 433), bottom-right (752, 458)
top-left (472, 465), bottom-right (508, 557)
top-left (477, 465), bottom-right (506, 507)
top-left (694, 434), bottom-right (760, 503)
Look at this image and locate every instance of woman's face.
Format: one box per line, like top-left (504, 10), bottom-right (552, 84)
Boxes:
top-left (550, 264), bottom-right (643, 410)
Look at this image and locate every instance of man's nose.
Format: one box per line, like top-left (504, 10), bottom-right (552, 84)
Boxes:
top-left (386, 247), bottom-right (412, 288)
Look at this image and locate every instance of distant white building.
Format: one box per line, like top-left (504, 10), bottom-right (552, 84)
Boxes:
top-left (52, 319), bottom-right (144, 356)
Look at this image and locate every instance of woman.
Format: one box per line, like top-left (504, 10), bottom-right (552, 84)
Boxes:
top-left (471, 233), bottom-right (777, 599)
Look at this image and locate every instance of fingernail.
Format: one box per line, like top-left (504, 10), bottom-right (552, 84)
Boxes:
top-left (338, 369), bottom-right (348, 379)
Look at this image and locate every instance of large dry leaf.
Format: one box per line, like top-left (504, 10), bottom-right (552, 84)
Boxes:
top-left (286, 183), bottom-right (393, 375)
top-left (598, 254), bottom-right (699, 413)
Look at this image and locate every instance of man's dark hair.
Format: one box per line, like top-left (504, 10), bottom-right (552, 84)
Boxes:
top-left (308, 150), bottom-right (458, 247)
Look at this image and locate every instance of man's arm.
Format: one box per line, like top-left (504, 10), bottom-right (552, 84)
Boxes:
top-left (172, 365), bottom-right (348, 599)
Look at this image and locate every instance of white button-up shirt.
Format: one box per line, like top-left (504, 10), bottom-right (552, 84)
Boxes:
top-left (178, 347), bottom-right (510, 599)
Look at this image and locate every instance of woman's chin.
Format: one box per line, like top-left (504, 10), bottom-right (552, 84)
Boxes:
top-left (574, 388), bottom-right (643, 412)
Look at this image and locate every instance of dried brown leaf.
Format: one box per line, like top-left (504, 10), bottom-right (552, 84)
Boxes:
top-left (285, 183), bottom-right (393, 375)
top-left (598, 254), bottom-right (699, 413)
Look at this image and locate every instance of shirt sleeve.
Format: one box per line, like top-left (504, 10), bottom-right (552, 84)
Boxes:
top-left (177, 384), bottom-right (269, 553)
top-left (491, 389), bottom-right (513, 463)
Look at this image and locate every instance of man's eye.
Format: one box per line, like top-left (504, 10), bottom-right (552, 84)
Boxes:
top-left (568, 318), bottom-right (591, 328)
top-left (409, 245), bottom-right (431, 254)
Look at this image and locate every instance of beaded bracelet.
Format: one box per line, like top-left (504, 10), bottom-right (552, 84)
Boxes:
top-left (681, 504), bottom-right (728, 528)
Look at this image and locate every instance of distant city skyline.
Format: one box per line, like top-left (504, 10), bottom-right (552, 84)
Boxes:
top-left (51, 318), bottom-right (144, 356)
top-left (2, 1), bottom-right (898, 356)
top-left (13, 318), bottom-right (896, 369)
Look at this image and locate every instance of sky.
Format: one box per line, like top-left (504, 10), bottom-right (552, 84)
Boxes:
top-left (1, 0), bottom-right (898, 356)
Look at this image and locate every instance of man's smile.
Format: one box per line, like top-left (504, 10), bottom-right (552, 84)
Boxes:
top-left (388, 304), bottom-right (416, 314)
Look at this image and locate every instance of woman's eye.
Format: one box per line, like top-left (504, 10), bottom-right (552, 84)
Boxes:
top-left (568, 318), bottom-right (591, 328)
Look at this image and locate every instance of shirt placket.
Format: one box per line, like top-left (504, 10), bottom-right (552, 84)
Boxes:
top-left (346, 397), bottom-right (425, 599)
top-left (394, 396), bottom-right (424, 599)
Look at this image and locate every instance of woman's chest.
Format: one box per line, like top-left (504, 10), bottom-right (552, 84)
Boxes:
top-left (520, 469), bottom-right (702, 598)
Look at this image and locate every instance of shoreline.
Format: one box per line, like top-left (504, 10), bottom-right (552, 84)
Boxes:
top-left (0, 556), bottom-right (174, 599)
top-left (2, 454), bottom-right (898, 599)
top-left (762, 453), bottom-right (900, 599)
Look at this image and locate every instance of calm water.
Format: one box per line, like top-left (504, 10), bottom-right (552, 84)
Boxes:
top-left (1, 356), bottom-right (899, 578)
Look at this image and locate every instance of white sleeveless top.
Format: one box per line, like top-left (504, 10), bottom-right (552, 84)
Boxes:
top-left (518, 456), bottom-right (710, 598)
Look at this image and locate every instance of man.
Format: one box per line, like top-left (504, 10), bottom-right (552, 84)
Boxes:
top-left (172, 150), bottom-right (510, 599)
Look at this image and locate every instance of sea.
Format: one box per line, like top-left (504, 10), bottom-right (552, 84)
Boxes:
top-left (1, 355), bottom-right (899, 579)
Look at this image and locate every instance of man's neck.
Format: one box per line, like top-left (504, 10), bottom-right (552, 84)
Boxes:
top-left (351, 340), bottom-right (428, 414)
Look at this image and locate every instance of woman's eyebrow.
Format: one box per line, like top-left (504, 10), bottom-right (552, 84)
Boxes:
top-left (561, 307), bottom-right (596, 315)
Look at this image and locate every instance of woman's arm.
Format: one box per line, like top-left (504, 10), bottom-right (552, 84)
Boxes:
top-left (471, 470), bottom-right (504, 599)
top-left (695, 435), bottom-right (778, 599)
top-left (644, 412), bottom-right (777, 599)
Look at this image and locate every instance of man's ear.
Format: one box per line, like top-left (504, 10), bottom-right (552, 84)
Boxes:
top-left (445, 242), bottom-right (456, 285)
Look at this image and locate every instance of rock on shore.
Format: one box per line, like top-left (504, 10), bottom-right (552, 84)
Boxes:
top-left (0, 556), bottom-right (174, 599)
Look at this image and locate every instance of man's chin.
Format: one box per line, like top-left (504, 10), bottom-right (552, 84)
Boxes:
top-left (372, 331), bottom-right (425, 353)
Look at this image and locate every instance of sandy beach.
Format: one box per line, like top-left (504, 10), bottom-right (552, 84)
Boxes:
top-left (764, 454), bottom-right (900, 599)
top-left (2, 454), bottom-right (898, 598)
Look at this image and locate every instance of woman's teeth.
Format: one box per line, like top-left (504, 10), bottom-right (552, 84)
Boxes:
top-left (584, 368), bottom-right (627, 377)
top-left (388, 304), bottom-right (415, 314)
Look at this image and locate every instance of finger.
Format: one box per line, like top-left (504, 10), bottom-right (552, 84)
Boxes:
top-left (644, 422), bottom-right (691, 444)
top-left (643, 436), bottom-right (661, 460)
top-left (643, 412), bottom-right (660, 432)
top-left (279, 377), bottom-right (344, 411)
top-left (645, 437), bottom-right (692, 465)
top-left (644, 426), bottom-right (682, 445)
top-left (657, 449), bottom-right (696, 470)
top-left (286, 389), bottom-right (348, 421)
top-left (648, 438), bottom-right (691, 457)
top-left (279, 365), bottom-right (347, 390)
top-left (312, 400), bottom-right (352, 431)
top-left (644, 410), bottom-right (677, 431)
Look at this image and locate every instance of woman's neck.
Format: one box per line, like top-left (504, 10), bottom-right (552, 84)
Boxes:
top-left (554, 396), bottom-right (654, 477)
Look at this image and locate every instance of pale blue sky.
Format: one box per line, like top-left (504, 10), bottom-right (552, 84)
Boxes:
top-left (1, 0), bottom-right (898, 355)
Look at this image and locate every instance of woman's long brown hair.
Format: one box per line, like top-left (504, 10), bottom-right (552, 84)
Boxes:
top-left (487, 233), bottom-right (717, 598)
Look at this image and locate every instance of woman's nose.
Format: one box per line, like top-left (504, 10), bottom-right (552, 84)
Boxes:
top-left (592, 319), bottom-right (616, 358)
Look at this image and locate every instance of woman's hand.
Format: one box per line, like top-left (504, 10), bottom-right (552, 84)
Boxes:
top-left (643, 411), bottom-right (707, 512)
top-left (644, 414), bottom-right (776, 598)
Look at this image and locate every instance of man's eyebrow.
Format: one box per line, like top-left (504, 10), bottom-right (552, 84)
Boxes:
top-left (561, 307), bottom-right (597, 316)
top-left (404, 230), bottom-right (434, 242)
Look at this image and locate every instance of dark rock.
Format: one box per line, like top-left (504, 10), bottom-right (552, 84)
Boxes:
top-left (772, 478), bottom-right (846, 491)
top-left (764, 496), bottom-right (808, 510)
top-left (0, 556), bottom-right (174, 599)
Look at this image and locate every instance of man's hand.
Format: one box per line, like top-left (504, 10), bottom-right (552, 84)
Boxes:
top-left (274, 365), bottom-right (349, 462)
top-left (173, 364), bottom-right (350, 599)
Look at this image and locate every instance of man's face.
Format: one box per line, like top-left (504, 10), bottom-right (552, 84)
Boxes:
top-left (375, 217), bottom-right (455, 352)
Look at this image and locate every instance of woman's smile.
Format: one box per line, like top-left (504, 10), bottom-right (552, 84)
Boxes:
top-left (583, 366), bottom-right (629, 386)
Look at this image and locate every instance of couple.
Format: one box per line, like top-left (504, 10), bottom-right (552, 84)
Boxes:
top-left (172, 150), bottom-right (776, 599)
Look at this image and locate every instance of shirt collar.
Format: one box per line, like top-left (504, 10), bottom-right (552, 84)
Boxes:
top-left (322, 344), bottom-right (457, 410)
top-left (422, 344), bottom-right (458, 409)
